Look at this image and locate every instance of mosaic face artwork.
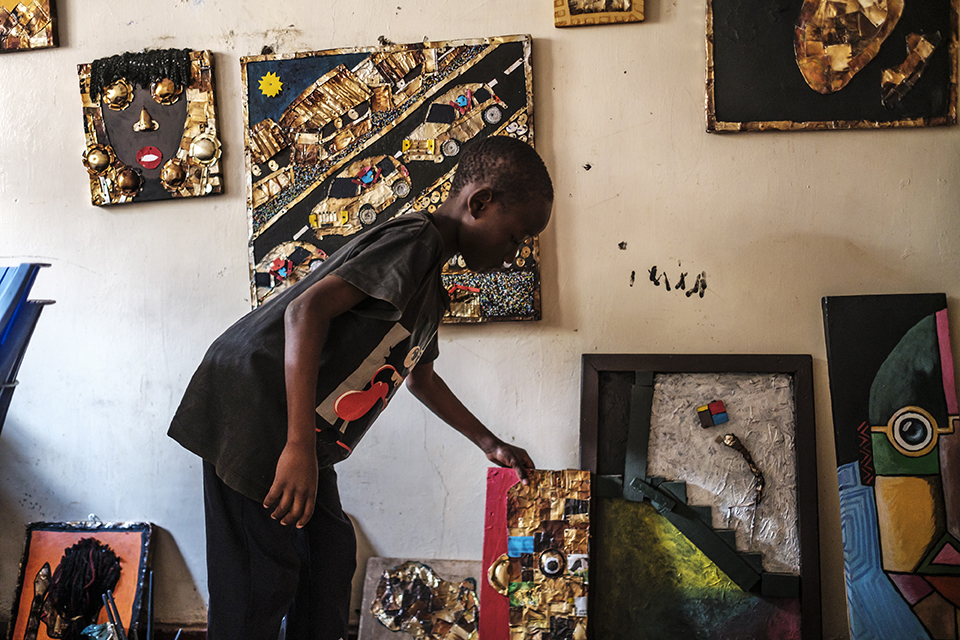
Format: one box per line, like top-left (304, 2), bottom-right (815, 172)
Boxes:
top-left (78, 49), bottom-right (223, 205)
top-left (553, 0), bottom-right (644, 28)
top-left (241, 35), bottom-right (540, 322)
top-left (481, 469), bottom-right (590, 639)
top-left (823, 294), bottom-right (960, 639)
top-left (369, 561), bottom-right (478, 640)
top-left (579, 355), bottom-right (821, 639)
top-left (0, 0), bottom-right (56, 52)
top-left (706, 0), bottom-right (957, 131)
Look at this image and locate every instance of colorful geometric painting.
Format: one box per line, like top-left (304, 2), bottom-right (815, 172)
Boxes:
top-left (78, 49), bottom-right (223, 205)
top-left (823, 294), bottom-right (960, 640)
top-left (553, 0), bottom-right (644, 28)
top-left (240, 36), bottom-right (540, 322)
top-left (0, 0), bottom-right (56, 53)
top-left (706, 0), bottom-right (958, 131)
top-left (480, 469), bottom-right (590, 639)
top-left (579, 354), bottom-right (821, 639)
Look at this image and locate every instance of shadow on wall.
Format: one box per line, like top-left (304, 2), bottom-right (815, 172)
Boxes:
top-left (152, 526), bottom-right (207, 628)
top-left (348, 513), bottom-right (378, 628)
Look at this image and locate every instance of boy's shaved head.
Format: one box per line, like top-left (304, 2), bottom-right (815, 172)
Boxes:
top-left (450, 136), bottom-right (553, 206)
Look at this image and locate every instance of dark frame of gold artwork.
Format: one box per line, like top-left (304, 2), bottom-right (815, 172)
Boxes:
top-left (706, 0), bottom-right (959, 132)
top-left (0, 0), bottom-right (57, 53)
top-left (553, 0), bottom-right (644, 28)
top-left (580, 354), bottom-right (820, 639)
top-left (7, 521), bottom-right (153, 640)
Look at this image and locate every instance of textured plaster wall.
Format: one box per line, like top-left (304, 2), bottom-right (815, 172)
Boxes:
top-left (0, 0), bottom-right (958, 638)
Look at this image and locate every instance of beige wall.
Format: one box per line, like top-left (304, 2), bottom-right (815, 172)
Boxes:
top-left (2, 1), bottom-right (958, 638)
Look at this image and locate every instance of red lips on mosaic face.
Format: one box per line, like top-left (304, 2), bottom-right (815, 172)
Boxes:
top-left (137, 146), bottom-right (163, 169)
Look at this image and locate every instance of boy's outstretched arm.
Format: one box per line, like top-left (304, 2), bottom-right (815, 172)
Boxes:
top-left (405, 361), bottom-right (535, 484)
top-left (265, 274), bottom-right (367, 528)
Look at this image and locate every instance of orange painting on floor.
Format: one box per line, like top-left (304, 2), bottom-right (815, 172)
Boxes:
top-left (9, 523), bottom-right (152, 640)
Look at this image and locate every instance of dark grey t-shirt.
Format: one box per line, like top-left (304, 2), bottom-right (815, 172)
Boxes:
top-left (168, 212), bottom-right (447, 502)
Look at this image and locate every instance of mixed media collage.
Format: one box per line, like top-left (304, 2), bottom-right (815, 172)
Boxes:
top-left (481, 469), bottom-right (591, 640)
top-left (241, 35), bottom-right (541, 323)
top-left (0, 0), bottom-right (55, 52)
top-left (707, 0), bottom-right (959, 131)
top-left (579, 355), bottom-right (820, 639)
top-left (78, 49), bottom-right (223, 205)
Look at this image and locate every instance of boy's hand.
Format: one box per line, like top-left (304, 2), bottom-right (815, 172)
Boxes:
top-left (485, 441), bottom-right (535, 485)
top-left (263, 442), bottom-right (318, 528)
top-left (406, 362), bottom-right (537, 484)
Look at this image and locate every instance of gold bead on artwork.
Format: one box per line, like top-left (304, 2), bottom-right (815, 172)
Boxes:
top-left (82, 144), bottom-right (114, 175)
top-left (102, 78), bottom-right (134, 111)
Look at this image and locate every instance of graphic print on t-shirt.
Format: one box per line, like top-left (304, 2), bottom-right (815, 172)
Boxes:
top-left (334, 365), bottom-right (398, 421)
top-left (316, 324), bottom-right (428, 440)
top-left (316, 323), bottom-right (410, 424)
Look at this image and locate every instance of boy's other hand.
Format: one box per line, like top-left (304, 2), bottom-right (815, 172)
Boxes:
top-left (264, 442), bottom-right (318, 527)
top-left (485, 441), bottom-right (535, 485)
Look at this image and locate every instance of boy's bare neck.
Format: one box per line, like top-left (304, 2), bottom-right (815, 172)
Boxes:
top-left (429, 201), bottom-right (463, 262)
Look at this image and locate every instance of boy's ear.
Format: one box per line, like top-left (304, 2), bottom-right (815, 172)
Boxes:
top-left (467, 187), bottom-right (495, 219)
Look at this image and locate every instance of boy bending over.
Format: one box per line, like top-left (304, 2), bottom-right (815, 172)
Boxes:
top-left (169, 136), bottom-right (553, 640)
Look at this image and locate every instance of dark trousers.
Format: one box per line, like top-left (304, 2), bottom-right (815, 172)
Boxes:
top-left (203, 462), bottom-right (357, 640)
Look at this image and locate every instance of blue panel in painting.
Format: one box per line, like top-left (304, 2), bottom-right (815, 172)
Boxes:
top-left (837, 463), bottom-right (931, 640)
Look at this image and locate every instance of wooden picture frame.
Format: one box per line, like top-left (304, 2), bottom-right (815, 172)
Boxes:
top-left (580, 354), bottom-right (820, 639)
top-left (706, 0), bottom-right (958, 132)
top-left (7, 521), bottom-right (153, 640)
top-left (553, 0), bottom-right (644, 28)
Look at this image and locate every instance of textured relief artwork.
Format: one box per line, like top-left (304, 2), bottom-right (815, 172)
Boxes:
top-left (553, 0), bottom-right (644, 28)
top-left (241, 36), bottom-right (541, 322)
top-left (481, 469), bottom-right (590, 639)
top-left (706, 0), bottom-right (957, 131)
top-left (368, 561), bottom-right (478, 640)
top-left (823, 294), bottom-right (960, 639)
top-left (579, 355), bottom-right (821, 639)
top-left (78, 49), bottom-right (223, 205)
top-left (0, 0), bottom-right (56, 52)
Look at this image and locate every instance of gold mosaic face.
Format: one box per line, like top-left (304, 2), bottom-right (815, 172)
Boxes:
top-left (795, 0), bottom-right (904, 94)
top-left (78, 49), bottom-right (223, 205)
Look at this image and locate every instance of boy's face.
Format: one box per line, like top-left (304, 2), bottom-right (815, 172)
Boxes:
top-left (459, 194), bottom-right (552, 272)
